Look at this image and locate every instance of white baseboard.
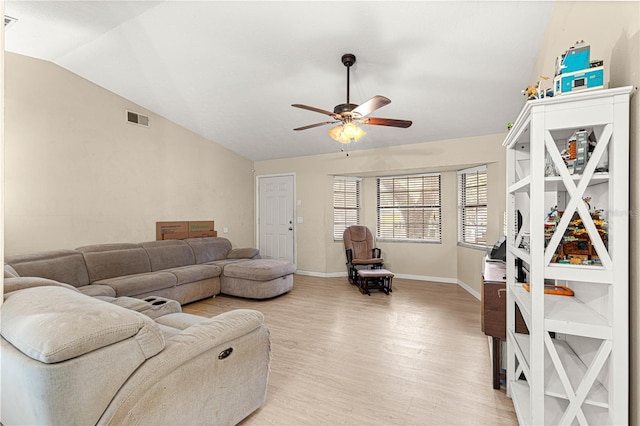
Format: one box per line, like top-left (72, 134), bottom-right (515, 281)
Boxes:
top-left (457, 279), bottom-right (481, 300)
top-left (295, 270), bottom-right (480, 300)
top-left (391, 273), bottom-right (457, 284)
top-left (295, 270), bottom-right (346, 278)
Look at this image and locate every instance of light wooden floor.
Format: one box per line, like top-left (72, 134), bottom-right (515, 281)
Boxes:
top-left (183, 275), bottom-right (517, 425)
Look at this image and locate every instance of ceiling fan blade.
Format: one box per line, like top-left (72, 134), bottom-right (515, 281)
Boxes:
top-left (293, 121), bottom-right (337, 131)
top-left (360, 117), bottom-right (413, 128)
top-left (352, 95), bottom-right (391, 117)
top-left (292, 104), bottom-right (339, 118)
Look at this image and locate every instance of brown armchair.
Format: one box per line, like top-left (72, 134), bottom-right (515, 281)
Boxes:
top-left (343, 225), bottom-right (384, 285)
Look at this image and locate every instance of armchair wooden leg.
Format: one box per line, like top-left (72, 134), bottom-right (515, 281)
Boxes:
top-left (348, 266), bottom-right (358, 285)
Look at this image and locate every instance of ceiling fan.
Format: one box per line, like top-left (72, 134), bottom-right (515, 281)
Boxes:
top-left (292, 53), bottom-right (412, 144)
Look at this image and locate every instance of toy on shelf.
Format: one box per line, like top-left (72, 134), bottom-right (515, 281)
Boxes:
top-left (522, 75), bottom-right (553, 100)
top-left (522, 283), bottom-right (574, 296)
top-left (552, 128), bottom-right (607, 176)
top-left (553, 40), bottom-right (604, 96)
top-left (544, 205), bottom-right (559, 241)
top-left (548, 197), bottom-right (607, 265)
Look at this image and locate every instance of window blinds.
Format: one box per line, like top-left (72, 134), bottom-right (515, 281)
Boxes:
top-left (458, 166), bottom-right (488, 245)
top-left (333, 177), bottom-right (361, 240)
top-left (376, 174), bottom-right (441, 242)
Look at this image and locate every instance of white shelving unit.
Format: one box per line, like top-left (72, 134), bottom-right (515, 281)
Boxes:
top-left (503, 87), bottom-right (632, 425)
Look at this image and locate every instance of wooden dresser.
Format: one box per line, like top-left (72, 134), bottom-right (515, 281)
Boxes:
top-left (481, 256), bottom-right (527, 389)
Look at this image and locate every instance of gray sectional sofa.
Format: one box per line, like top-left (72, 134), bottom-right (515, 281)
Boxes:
top-left (4, 237), bottom-right (295, 304)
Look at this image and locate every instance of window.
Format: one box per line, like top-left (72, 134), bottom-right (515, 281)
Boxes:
top-left (377, 174), bottom-right (441, 242)
top-left (333, 176), bottom-right (361, 240)
top-left (458, 166), bottom-right (488, 246)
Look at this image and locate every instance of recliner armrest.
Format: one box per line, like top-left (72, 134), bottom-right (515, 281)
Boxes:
top-left (171, 309), bottom-right (264, 342)
top-left (99, 309), bottom-right (270, 426)
top-left (3, 276), bottom-right (80, 299)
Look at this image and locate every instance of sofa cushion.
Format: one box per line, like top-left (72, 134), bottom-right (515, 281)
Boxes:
top-left (77, 243), bottom-right (151, 282)
top-left (227, 247), bottom-right (260, 259)
top-left (223, 259), bottom-right (296, 281)
top-left (1, 286), bottom-right (164, 363)
top-left (140, 240), bottom-right (196, 271)
top-left (207, 259), bottom-right (247, 268)
top-left (77, 284), bottom-right (117, 298)
top-left (4, 249), bottom-right (90, 287)
top-left (94, 271), bottom-right (177, 297)
top-left (185, 237), bottom-right (232, 263)
top-left (169, 264), bottom-right (222, 285)
top-left (3, 276), bottom-right (80, 297)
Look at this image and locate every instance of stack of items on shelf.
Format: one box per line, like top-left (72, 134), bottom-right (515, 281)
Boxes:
top-left (553, 40), bottom-right (604, 96)
top-left (545, 198), bottom-right (607, 265)
top-left (520, 40), bottom-right (605, 103)
top-left (545, 129), bottom-right (608, 177)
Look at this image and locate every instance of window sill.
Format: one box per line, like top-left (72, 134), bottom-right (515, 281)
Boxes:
top-left (377, 239), bottom-right (441, 244)
top-left (457, 242), bottom-right (489, 251)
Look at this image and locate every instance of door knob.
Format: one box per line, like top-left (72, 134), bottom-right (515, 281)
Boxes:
top-left (288, 227), bottom-right (293, 231)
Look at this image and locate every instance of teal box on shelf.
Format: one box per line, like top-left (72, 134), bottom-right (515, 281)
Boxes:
top-left (560, 43), bottom-right (590, 73)
top-left (554, 66), bottom-right (604, 95)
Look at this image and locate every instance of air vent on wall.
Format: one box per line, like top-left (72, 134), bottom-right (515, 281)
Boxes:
top-left (126, 110), bottom-right (149, 127)
top-left (4, 15), bottom-right (18, 29)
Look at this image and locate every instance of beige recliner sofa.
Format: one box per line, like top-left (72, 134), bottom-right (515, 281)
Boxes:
top-left (1, 280), bottom-right (271, 425)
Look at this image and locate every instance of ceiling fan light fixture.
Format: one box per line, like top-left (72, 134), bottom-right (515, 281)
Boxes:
top-left (328, 122), bottom-right (365, 144)
top-left (293, 53), bottom-right (411, 147)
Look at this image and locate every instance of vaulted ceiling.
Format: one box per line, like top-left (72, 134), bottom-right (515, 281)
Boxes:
top-left (4, 1), bottom-right (554, 161)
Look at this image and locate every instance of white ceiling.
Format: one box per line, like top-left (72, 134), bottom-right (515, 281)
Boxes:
top-left (4, 1), bottom-right (554, 161)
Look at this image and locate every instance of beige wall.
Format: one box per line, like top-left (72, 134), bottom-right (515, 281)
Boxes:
top-left (457, 160), bottom-right (507, 297)
top-left (254, 133), bottom-right (506, 296)
top-left (530, 2), bottom-right (640, 423)
top-left (4, 53), bottom-right (256, 254)
top-left (1, 1), bottom-right (5, 304)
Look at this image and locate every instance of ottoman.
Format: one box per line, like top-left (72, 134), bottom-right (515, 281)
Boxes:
top-left (357, 268), bottom-right (393, 296)
top-left (221, 259), bottom-right (295, 299)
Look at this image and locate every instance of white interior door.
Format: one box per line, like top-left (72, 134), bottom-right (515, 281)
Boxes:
top-left (257, 174), bottom-right (295, 264)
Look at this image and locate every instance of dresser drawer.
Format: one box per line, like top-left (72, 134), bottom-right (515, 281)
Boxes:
top-left (482, 280), bottom-right (528, 338)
